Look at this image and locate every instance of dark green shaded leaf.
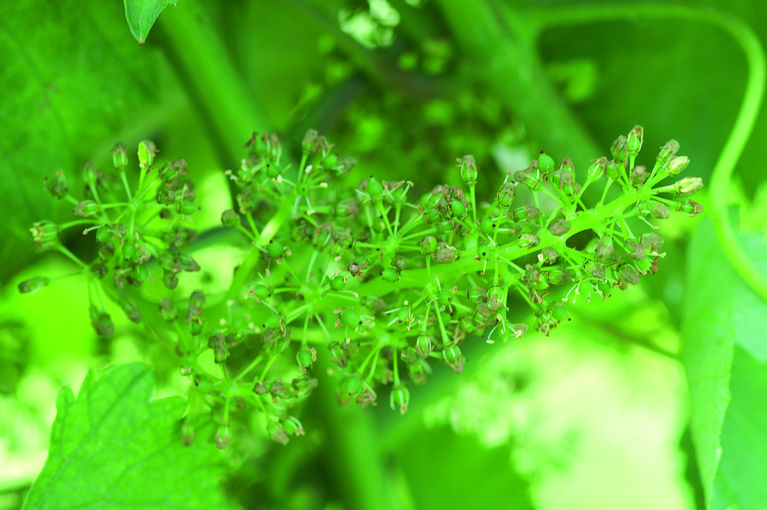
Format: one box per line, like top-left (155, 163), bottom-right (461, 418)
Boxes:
top-left (393, 425), bottom-right (534, 510)
top-left (124, 0), bottom-right (178, 44)
top-left (22, 363), bottom-right (233, 509)
top-left (0, 0), bottom-right (158, 282)
top-left (682, 219), bottom-right (767, 509)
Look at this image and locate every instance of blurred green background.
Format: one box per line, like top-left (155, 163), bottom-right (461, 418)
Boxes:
top-left (2, 0), bottom-right (767, 509)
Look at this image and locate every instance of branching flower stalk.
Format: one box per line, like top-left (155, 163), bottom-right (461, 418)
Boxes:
top-left (20, 126), bottom-right (702, 448)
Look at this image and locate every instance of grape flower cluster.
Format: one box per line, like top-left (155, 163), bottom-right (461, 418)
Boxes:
top-left (21, 126), bottom-right (702, 448)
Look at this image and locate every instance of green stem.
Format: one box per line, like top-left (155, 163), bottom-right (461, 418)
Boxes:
top-left (158, 0), bottom-right (273, 164)
top-left (526, 4), bottom-right (767, 301)
top-left (227, 199), bottom-right (295, 300)
top-left (313, 354), bottom-right (398, 510)
top-left (434, 0), bottom-right (601, 169)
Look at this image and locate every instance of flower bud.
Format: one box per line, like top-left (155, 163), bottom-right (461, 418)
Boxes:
top-left (658, 139), bottom-right (680, 164)
top-left (667, 156), bottom-right (690, 176)
top-left (112, 143), bottom-right (128, 169)
top-left (44, 170), bottom-right (69, 199)
top-left (120, 298), bottom-right (142, 323)
top-left (389, 385), bottom-right (410, 414)
top-left (137, 140), bottom-right (157, 169)
top-left (73, 200), bottom-right (100, 218)
top-left (619, 264), bottom-right (639, 285)
top-left (215, 424), bottom-right (231, 449)
top-left (268, 421), bottom-right (289, 445)
top-left (631, 165), bottom-right (648, 186)
top-left (673, 177), bottom-right (703, 196)
top-left (641, 232), bottom-right (664, 254)
top-left (548, 219), bottom-right (570, 236)
top-left (486, 286), bottom-right (505, 311)
top-left (596, 237), bottom-right (614, 261)
top-left (679, 200), bottom-right (703, 216)
top-left (416, 335), bottom-right (433, 358)
top-left (30, 220), bottom-right (59, 250)
top-left (329, 342), bottom-right (347, 368)
top-left (89, 307), bottom-right (114, 339)
top-left (458, 155), bottom-right (478, 184)
top-left (160, 158), bottom-right (187, 182)
top-left (82, 162), bottom-right (98, 186)
top-left (513, 205), bottom-right (539, 222)
top-left (518, 233), bottom-right (540, 249)
top-left (605, 161), bottom-right (621, 180)
top-left (637, 200), bottom-right (670, 219)
top-left (181, 420), bottom-right (195, 446)
top-left (292, 375), bottom-right (318, 396)
top-left (302, 129), bottom-right (319, 153)
top-left (18, 276), bottom-right (49, 294)
top-left (442, 344), bottom-right (463, 373)
top-left (587, 157), bottom-right (607, 180)
top-left (496, 182), bottom-right (516, 207)
top-left (282, 416), bottom-right (305, 437)
top-left (627, 125), bottom-right (644, 155)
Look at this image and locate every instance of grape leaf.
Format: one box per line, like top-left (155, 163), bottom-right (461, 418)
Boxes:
top-left (123, 0), bottom-right (178, 44)
top-left (22, 363), bottom-right (233, 510)
top-left (682, 219), bottom-right (767, 509)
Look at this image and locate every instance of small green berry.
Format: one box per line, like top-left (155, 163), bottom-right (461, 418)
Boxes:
top-left (381, 267), bottom-right (400, 282)
top-left (221, 209), bottom-right (240, 227)
top-left (330, 275), bottom-right (346, 291)
top-left (341, 308), bottom-right (362, 327)
top-left (367, 177), bottom-right (384, 198)
top-left (340, 374), bottom-right (364, 398)
top-left (537, 152), bottom-right (555, 173)
top-left (451, 199), bottom-right (467, 218)
top-left (268, 239), bottom-right (284, 258)
top-left (296, 346), bottom-right (317, 370)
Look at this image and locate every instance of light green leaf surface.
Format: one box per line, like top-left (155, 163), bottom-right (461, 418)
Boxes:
top-left (22, 363), bottom-right (232, 510)
top-left (682, 220), bottom-right (767, 509)
top-left (124, 0), bottom-right (178, 43)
